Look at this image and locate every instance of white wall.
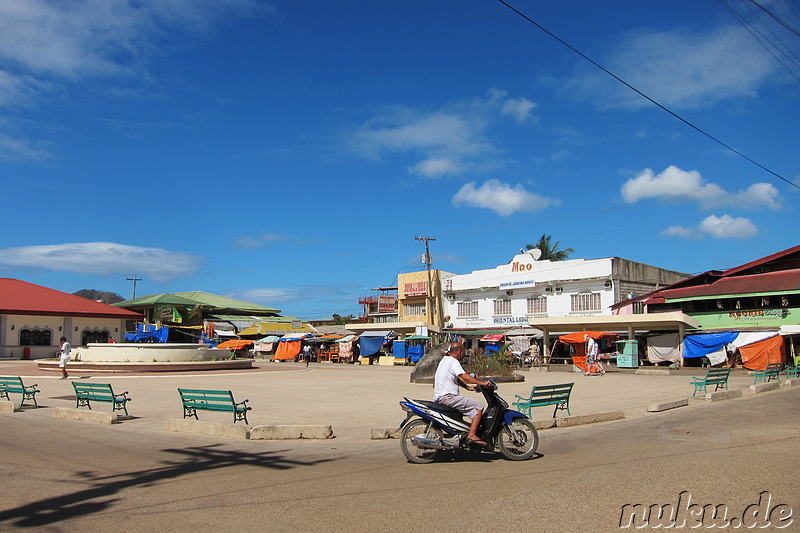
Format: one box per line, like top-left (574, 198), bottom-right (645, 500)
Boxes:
top-left (0, 314), bottom-right (127, 359)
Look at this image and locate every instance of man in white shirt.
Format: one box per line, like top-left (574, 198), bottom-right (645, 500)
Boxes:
top-left (433, 342), bottom-right (492, 445)
top-left (58, 336), bottom-right (71, 379)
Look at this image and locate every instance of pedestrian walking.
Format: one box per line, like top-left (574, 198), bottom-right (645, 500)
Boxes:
top-left (58, 336), bottom-right (71, 379)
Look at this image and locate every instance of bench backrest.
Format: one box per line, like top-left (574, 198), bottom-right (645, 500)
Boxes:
top-left (0, 376), bottom-right (24, 388)
top-left (765, 363), bottom-right (782, 373)
top-left (73, 382), bottom-right (115, 400)
top-left (178, 388), bottom-right (236, 407)
top-left (530, 383), bottom-right (574, 401)
top-left (704, 368), bottom-right (731, 382)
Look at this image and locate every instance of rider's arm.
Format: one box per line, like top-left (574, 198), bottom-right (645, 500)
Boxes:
top-left (458, 373), bottom-right (491, 387)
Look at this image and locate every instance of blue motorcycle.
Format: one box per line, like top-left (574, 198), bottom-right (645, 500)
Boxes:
top-left (398, 382), bottom-right (539, 463)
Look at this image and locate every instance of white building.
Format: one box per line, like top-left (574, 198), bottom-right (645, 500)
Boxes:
top-left (442, 250), bottom-right (689, 331)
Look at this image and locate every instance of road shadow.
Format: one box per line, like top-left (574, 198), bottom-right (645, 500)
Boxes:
top-left (423, 450), bottom-right (545, 463)
top-left (0, 444), bottom-right (337, 528)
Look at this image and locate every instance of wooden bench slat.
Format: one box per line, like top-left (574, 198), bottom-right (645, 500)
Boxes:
top-left (0, 376), bottom-right (40, 408)
top-left (178, 388), bottom-right (251, 424)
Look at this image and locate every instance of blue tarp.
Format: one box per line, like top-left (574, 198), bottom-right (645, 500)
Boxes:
top-left (683, 332), bottom-right (739, 358)
top-left (408, 345), bottom-right (425, 363)
top-left (359, 335), bottom-right (385, 356)
top-left (125, 324), bottom-right (169, 343)
top-left (393, 340), bottom-right (407, 360)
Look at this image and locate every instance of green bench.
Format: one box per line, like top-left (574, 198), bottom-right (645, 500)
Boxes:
top-left (512, 382), bottom-right (574, 418)
top-left (691, 368), bottom-right (731, 397)
top-left (785, 365), bottom-right (800, 379)
top-left (178, 388), bottom-right (251, 424)
top-left (73, 382), bottom-right (131, 415)
top-left (0, 376), bottom-right (40, 408)
top-left (753, 363), bottom-right (782, 384)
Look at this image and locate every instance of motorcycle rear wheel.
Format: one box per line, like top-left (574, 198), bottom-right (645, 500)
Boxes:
top-left (497, 418), bottom-right (539, 460)
top-left (400, 418), bottom-right (444, 464)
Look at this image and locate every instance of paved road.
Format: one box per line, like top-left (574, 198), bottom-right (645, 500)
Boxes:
top-left (1, 366), bottom-right (798, 532)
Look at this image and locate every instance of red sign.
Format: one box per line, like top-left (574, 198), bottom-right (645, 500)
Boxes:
top-left (378, 296), bottom-right (397, 313)
top-left (404, 281), bottom-right (427, 297)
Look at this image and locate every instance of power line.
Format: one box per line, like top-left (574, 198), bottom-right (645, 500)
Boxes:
top-left (495, 0), bottom-right (800, 191)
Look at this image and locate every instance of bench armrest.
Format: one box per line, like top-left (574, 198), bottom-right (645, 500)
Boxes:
top-left (235, 398), bottom-right (250, 409)
top-left (513, 394), bottom-right (528, 401)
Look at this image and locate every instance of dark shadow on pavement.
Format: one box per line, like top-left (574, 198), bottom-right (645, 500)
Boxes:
top-left (0, 444), bottom-right (338, 528)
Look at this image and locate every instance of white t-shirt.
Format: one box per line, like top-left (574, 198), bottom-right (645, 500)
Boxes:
top-left (60, 342), bottom-right (71, 359)
top-left (587, 337), bottom-right (598, 357)
top-left (434, 355), bottom-right (466, 401)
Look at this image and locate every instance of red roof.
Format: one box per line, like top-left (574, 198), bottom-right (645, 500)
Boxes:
top-left (647, 269), bottom-right (800, 301)
top-left (0, 278), bottom-right (142, 319)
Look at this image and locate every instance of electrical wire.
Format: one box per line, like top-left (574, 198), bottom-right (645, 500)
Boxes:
top-left (495, 0), bottom-right (800, 191)
top-left (745, 0), bottom-right (800, 37)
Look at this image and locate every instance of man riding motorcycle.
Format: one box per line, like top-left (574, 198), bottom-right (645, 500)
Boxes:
top-left (433, 342), bottom-right (492, 446)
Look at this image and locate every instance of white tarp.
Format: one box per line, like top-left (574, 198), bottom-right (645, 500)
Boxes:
top-left (731, 331), bottom-right (779, 348)
top-left (647, 333), bottom-right (681, 363)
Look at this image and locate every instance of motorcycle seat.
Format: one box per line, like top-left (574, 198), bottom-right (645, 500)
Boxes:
top-left (413, 399), bottom-right (465, 420)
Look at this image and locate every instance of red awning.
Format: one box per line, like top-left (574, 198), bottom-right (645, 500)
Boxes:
top-left (480, 334), bottom-right (505, 342)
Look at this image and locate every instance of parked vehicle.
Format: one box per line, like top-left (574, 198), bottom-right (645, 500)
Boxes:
top-left (398, 382), bottom-right (539, 463)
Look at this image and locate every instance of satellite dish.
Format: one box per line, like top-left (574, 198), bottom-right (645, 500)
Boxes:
top-left (526, 248), bottom-right (542, 261)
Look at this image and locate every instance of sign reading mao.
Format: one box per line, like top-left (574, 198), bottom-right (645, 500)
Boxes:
top-left (404, 281), bottom-right (428, 297)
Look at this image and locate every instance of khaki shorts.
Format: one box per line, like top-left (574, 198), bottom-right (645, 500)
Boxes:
top-left (435, 393), bottom-right (483, 419)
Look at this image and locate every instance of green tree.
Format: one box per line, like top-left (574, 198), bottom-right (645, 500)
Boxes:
top-left (525, 234), bottom-right (574, 261)
top-left (73, 289), bottom-right (125, 304)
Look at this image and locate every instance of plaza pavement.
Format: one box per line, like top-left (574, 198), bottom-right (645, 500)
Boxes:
top-left (0, 359), bottom-right (783, 441)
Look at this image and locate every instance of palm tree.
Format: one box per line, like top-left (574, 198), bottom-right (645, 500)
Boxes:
top-left (525, 234), bottom-right (574, 261)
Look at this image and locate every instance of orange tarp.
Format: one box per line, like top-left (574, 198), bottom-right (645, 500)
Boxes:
top-left (572, 356), bottom-right (602, 374)
top-left (274, 339), bottom-right (301, 361)
top-left (740, 335), bottom-right (784, 370)
top-left (216, 339), bottom-right (253, 350)
top-left (559, 331), bottom-right (616, 344)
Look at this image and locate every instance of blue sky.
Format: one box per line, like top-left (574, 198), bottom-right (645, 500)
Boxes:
top-left (1, 0), bottom-right (798, 320)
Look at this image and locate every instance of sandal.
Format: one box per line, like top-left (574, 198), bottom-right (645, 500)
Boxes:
top-left (466, 438), bottom-right (488, 446)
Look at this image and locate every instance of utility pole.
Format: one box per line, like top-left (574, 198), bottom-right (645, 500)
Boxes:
top-left (415, 236), bottom-right (436, 326)
top-left (126, 274), bottom-right (142, 299)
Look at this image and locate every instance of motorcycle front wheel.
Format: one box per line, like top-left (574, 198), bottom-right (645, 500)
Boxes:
top-left (400, 418), bottom-right (444, 464)
top-left (497, 418), bottom-right (539, 460)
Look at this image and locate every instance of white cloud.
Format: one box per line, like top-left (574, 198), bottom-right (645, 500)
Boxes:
top-left (621, 165), bottom-right (782, 210)
top-left (698, 214), bottom-right (758, 239)
top-left (237, 288), bottom-right (299, 304)
top-left (452, 179), bottom-right (554, 216)
top-left (569, 25), bottom-right (778, 110)
top-left (346, 89), bottom-right (538, 177)
top-left (662, 214), bottom-right (758, 239)
top-left (408, 157), bottom-right (462, 178)
top-left (231, 232), bottom-right (285, 250)
top-left (0, 132), bottom-right (52, 161)
top-left (0, 0), bottom-right (272, 105)
top-left (0, 242), bottom-right (202, 281)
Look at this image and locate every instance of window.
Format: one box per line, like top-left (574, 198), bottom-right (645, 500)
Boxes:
top-left (632, 301), bottom-right (645, 314)
top-left (571, 292), bottom-right (601, 312)
top-left (405, 302), bottom-right (426, 317)
top-left (20, 328), bottom-right (52, 346)
top-left (527, 295), bottom-right (547, 314)
top-left (457, 301), bottom-right (478, 317)
top-left (82, 330), bottom-right (109, 344)
top-left (494, 298), bottom-right (511, 316)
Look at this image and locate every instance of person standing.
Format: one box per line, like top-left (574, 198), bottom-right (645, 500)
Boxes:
top-left (302, 343), bottom-right (311, 367)
top-left (58, 336), bottom-right (71, 379)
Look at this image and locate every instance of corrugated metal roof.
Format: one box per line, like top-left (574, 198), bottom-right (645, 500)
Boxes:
top-left (658, 269), bottom-right (800, 300)
top-left (172, 291), bottom-right (280, 313)
top-left (0, 278), bottom-right (142, 319)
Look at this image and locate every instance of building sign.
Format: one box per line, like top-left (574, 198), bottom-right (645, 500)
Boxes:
top-left (378, 295), bottom-right (397, 313)
top-left (492, 316), bottom-right (529, 324)
top-left (499, 280), bottom-right (535, 288)
top-left (404, 281), bottom-right (428, 297)
top-left (155, 304), bottom-right (183, 323)
top-left (510, 261), bottom-right (534, 272)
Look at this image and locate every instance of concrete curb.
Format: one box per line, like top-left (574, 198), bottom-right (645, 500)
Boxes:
top-left (555, 411), bottom-right (625, 427)
top-left (705, 389), bottom-right (743, 402)
top-left (250, 425), bottom-right (335, 440)
top-left (647, 398), bottom-right (689, 412)
top-left (749, 381), bottom-right (781, 394)
top-left (783, 378), bottom-right (799, 387)
top-left (54, 407), bottom-right (117, 425)
top-left (635, 369), bottom-right (671, 376)
top-left (163, 418), bottom-right (250, 440)
top-left (0, 400), bottom-right (18, 413)
top-left (371, 428), bottom-right (402, 440)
